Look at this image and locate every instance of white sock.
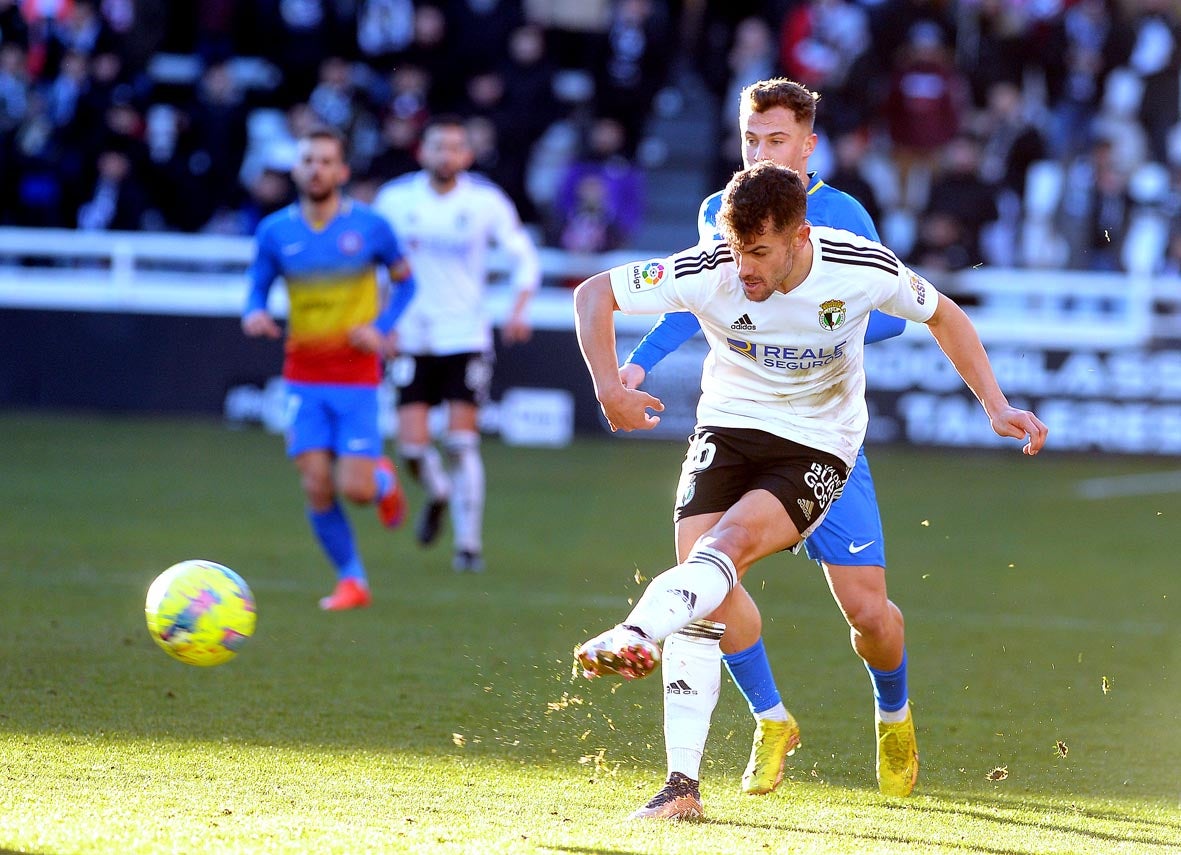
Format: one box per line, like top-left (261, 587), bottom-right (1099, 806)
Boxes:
top-left (624, 546), bottom-right (737, 642)
top-left (754, 702), bottom-right (789, 723)
top-left (444, 431), bottom-right (484, 553)
top-left (401, 442), bottom-right (450, 502)
top-left (877, 705), bottom-right (909, 724)
top-left (663, 620), bottom-right (724, 780)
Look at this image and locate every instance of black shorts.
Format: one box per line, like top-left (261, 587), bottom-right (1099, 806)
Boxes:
top-left (390, 352), bottom-right (493, 407)
top-left (674, 426), bottom-right (850, 539)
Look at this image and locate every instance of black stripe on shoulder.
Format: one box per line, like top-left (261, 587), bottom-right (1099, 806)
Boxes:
top-left (818, 237), bottom-right (898, 272)
top-left (674, 244), bottom-right (733, 276)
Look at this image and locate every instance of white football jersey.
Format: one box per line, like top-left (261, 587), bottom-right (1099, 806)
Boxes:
top-left (608, 227), bottom-right (938, 466)
top-left (372, 171), bottom-right (540, 355)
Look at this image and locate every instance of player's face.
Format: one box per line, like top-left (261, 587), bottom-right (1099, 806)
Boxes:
top-left (292, 137), bottom-right (348, 203)
top-left (740, 106), bottom-right (817, 173)
top-left (729, 222), bottom-right (812, 302)
top-left (419, 125), bottom-right (474, 183)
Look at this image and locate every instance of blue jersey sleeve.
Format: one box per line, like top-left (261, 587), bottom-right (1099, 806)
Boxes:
top-left (625, 310), bottom-right (702, 372)
top-left (244, 223), bottom-right (281, 317)
top-left (374, 272), bottom-right (416, 334)
top-left (865, 311), bottom-right (906, 343)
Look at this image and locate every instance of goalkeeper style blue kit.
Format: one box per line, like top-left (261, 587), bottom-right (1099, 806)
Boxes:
top-left (626, 173), bottom-right (902, 568)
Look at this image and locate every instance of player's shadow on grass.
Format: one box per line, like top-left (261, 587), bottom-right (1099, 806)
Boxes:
top-left (702, 793), bottom-right (1181, 853)
top-left (897, 791), bottom-right (1181, 841)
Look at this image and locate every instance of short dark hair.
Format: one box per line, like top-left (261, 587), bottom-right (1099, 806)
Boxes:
top-left (299, 125), bottom-right (347, 158)
top-left (422, 114), bottom-right (469, 138)
top-left (717, 161), bottom-right (808, 247)
top-left (740, 78), bottom-right (819, 128)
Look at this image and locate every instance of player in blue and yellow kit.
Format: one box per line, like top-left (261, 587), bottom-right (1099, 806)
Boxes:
top-left (619, 79), bottom-right (918, 818)
top-left (244, 127), bottom-right (416, 611)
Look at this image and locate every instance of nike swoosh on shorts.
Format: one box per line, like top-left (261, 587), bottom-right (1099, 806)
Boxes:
top-left (848, 541), bottom-right (876, 554)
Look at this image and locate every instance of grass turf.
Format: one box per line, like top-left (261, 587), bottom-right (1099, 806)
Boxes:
top-left (0, 412), bottom-right (1178, 854)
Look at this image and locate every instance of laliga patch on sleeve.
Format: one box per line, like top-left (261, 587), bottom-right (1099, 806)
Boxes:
top-left (907, 270), bottom-right (930, 305)
top-left (630, 261), bottom-right (667, 292)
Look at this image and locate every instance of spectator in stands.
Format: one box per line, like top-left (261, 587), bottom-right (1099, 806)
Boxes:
top-left (355, 0), bottom-right (416, 70)
top-left (11, 89), bottom-right (64, 226)
top-left (707, 15), bottom-right (775, 191)
top-left (76, 145), bottom-right (152, 230)
top-left (0, 42), bottom-right (28, 136)
top-left (921, 134), bottom-right (999, 267)
top-left (1120, 0), bottom-right (1181, 166)
top-left (447, 0), bottom-right (526, 82)
top-left (177, 59), bottom-right (248, 228)
top-left (550, 115), bottom-right (644, 253)
top-left (593, 0), bottom-right (671, 156)
top-left (1069, 137), bottom-right (1132, 271)
top-left (881, 20), bottom-right (970, 212)
top-left (827, 126), bottom-right (882, 227)
top-left (399, 4), bottom-right (461, 109)
top-left (975, 80), bottom-right (1046, 201)
top-left (262, 0), bottom-right (334, 105)
top-left (779, 0), bottom-right (873, 136)
top-left (1043, 0), bottom-right (1120, 162)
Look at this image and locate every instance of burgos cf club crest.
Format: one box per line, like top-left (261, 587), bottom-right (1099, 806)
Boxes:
top-left (819, 299), bottom-right (846, 331)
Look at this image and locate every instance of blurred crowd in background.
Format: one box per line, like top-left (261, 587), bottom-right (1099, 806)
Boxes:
top-left (1, 0), bottom-right (1180, 276)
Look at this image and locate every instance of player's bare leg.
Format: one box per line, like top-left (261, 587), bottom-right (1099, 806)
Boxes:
top-left (297, 451), bottom-right (371, 610)
top-left (824, 562), bottom-right (917, 795)
top-left (398, 401), bottom-right (450, 547)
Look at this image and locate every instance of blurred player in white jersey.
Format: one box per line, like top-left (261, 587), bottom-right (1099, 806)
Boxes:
top-left (572, 162), bottom-right (1047, 816)
top-left (373, 116), bottom-right (540, 573)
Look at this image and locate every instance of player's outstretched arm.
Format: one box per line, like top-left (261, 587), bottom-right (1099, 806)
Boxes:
top-left (625, 311), bottom-right (703, 373)
top-left (924, 294), bottom-right (1048, 455)
top-left (574, 272), bottom-right (664, 432)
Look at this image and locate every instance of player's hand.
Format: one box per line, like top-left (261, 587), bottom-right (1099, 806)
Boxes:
top-left (618, 362), bottom-right (646, 390)
top-left (348, 324), bottom-right (385, 354)
top-left (990, 406), bottom-right (1048, 455)
top-left (501, 314), bottom-right (532, 346)
top-left (242, 310), bottom-right (282, 339)
top-left (597, 384), bottom-right (664, 432)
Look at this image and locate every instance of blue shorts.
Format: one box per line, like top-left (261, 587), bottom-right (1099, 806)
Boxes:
top-left (283, 382), bottom-right (383, 459)
top-left (803, 446), bottom-right (887, 567)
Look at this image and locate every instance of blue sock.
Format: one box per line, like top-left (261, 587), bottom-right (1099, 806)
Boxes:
top-left (307, 502), bottom-right (365, 582)
top-left (373, 463), bottom-right (393, 502)
top-left (867, 649), bottom-right (908, 713)
top-left (722, 638), bottom-right (782, 715)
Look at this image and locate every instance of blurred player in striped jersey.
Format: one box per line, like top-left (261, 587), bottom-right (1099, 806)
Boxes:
top-left (373, 116), bottom-right (540, 574)
top-left (243, 127), bottom-right (416, 611)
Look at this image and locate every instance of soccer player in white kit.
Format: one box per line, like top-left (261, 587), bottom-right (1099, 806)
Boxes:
top-left (373, 116), bottom-right (540, 572)
top-left (572, 161), bottom-right (1047, 816)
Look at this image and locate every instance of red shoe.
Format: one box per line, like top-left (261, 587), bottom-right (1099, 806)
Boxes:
top-left (318, 578), bottom-right (371, 611)
top-left (375, 456), bottom-right (407, 529)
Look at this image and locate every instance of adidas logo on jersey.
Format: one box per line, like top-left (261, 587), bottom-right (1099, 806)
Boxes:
top-left (665, 679), bottom-right (698, 695)
top-left (671, 588), bottom-right (698, 610)
top-left (731, 313), bottom-right (756, 331)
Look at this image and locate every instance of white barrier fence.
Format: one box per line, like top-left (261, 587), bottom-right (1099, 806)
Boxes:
top-left (0, 226), bottom-right (1176, 346)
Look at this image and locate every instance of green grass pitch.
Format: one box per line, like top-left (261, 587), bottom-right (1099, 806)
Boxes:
top-left (0, 412), bottom-right (1178, 854)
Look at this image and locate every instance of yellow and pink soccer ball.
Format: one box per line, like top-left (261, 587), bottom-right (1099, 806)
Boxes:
top-left (145, 559), bottom-right (256, 666)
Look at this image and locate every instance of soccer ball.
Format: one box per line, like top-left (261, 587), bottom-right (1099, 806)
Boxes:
top-left (145, 559), bottom-right (257, 666)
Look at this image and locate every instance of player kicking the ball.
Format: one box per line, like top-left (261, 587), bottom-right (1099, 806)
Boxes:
top-left (571, 161), bottom-right (1047, 816)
